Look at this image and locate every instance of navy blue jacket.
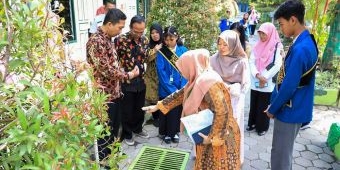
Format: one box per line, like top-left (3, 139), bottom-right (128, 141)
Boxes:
top-left (268, 30), bottom-right (318, 123)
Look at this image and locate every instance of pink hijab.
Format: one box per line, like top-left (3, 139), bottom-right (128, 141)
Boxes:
top-left (175, 49), bottom-right (223, 116)
top-left (253, 22), bottom-right (282, 72)
top-left (210, 30), bottom-right (248, 87)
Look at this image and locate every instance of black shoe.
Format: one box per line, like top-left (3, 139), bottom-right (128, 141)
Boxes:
top-left (246, 125), bottom-right (255, 131)
top-left (172, 134), bottom-right (180, 143)
top-left (258, 131), bottom-right (267, 136)
top-left (164, 136), bottom-right (171, 144)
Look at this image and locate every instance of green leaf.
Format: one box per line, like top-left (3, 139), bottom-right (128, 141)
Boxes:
top-left (8, 59), bottom-right (26, 70)
top-left (20, 165), bottom-right (41, 170)
top-left (17, 107), bottom-right (28, 130)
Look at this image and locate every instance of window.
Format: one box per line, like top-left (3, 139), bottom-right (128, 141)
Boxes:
top-left (51, 0), bottom-right (76, 42)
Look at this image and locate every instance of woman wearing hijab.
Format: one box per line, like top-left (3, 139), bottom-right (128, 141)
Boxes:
top-left (145, 23), bottom-right (163, 127)
top-left (247, 22), bottom-right (283, 136)
top-left (210, 30), bottom-right (250, 164)
top-left (143, 49), bottom-right (240, 170)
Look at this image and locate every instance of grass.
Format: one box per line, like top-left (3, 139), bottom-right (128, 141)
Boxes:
top-left (314, 88), bottom-right (339, 106)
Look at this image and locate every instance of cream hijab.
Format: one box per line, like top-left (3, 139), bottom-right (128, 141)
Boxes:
top-left (175, 49), bottom-right (223, 116)
top-left (210, 30), bottom-right (248, 87)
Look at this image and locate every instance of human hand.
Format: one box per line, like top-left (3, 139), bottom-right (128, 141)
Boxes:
top-left (198, 133), bottom-right (211, 145)
top-left (264, 105), bottom-right (274, 119)
top-left (154, 44), bottom-right (162, 51)
top-left (128, 66), bottom-right (139, 79)
top-left (142, 105), bottom-right (159, 114)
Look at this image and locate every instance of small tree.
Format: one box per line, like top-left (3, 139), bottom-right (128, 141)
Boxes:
top-left (0, 0), bottom-right (123, 169)
top-left (147, 0), bottom-right (221, 52)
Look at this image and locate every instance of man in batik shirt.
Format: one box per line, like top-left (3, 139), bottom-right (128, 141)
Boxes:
top-left (86, 9), bottom-right (138, 161)
top-left (114, 15), bottom-right (149, 146)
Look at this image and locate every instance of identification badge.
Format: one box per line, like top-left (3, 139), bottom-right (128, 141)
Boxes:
top-left (170, 75), bottom-right (174, 83)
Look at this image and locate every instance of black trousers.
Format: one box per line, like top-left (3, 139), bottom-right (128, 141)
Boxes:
top-left (248, 90), bottom-right (271, 132)
top-left (120, 89), bottom-right (146, 140)
top-left (249, 25), bottom-right (256, 35)
top-left (97, 99), bottom-right (121, 160)
top-left (159, 103), bottom-right (182, 138)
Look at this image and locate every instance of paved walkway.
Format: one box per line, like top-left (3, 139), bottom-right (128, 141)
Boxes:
top-left (119, 30), bottom-right (340, 169)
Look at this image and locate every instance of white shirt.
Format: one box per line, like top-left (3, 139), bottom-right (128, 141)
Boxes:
top-left (89, 14), bottom-right (105, 34)
top-left (249, 46), bottom-right (283, 92)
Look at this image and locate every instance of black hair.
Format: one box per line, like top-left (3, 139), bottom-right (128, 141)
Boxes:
top-left (230, 22), bottom-right (246, 50)
top-left (163, 26), bottom-right (183, 46)
top-left (149, 23), bottom-right (163, 48)
top-left (104, 0), bottom-right (115, 5)
top-left (274, 0), bottom-right (305, 24)
top-left (103, 8), bottom-right (126, 25)
top-left (129, 15), bottom-right (145, 28)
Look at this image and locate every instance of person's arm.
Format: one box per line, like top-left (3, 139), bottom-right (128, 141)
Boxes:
top-left (268, 47), bottom-right (306, 115)
top-left (249, 51), bottom-right (259, 78)
top-left (157, 88), bottom-right (184, 114)
top-left (156, 52), bottom-right (179, 94)
top-left (262, 46), bottom-right (283, 79)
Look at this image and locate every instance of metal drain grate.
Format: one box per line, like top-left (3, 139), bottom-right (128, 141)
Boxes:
top-left (129, 146), bottom-right (190, 170)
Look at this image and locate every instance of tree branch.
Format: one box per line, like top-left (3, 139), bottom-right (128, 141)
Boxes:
top-left (1, 0), bottom-right (13, 83)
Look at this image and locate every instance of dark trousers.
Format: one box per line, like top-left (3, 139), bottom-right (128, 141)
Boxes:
top-left (249, 25), bottom-right (256, 35)
top-left (159, 104), bottom-right (182, 138)
top-left (97, 99), bottom-right (121, 160)
top-left (248, 90), bottom-right (271, 132)
top-left (120, 89), bottom-right (146, 140)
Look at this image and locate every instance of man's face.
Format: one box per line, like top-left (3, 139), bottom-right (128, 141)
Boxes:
top-left (108, 20), bottom-right (125, 37)
top-left (277, 17), bottom-right (294, 38)
top-left (105, 3), bottom-right (116, 13)
top-left (226, 10), bottom-right (231, 19)
top-left (131, 22), bottom-right (146, 39)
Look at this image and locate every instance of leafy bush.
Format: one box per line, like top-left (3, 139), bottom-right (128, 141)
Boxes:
top-left (0, 0), bottom-right (123, 169)
top-left (147, 0), bottom-right (220, 52)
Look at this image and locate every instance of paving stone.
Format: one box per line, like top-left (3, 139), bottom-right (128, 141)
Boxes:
top-left (244, 137), bottom-right (258, 146)
top-left (244, 143), bottom-right (250, 151)
top-left (293, 150), bottom-right (301, 158)
top-left (331, 162), bottom-right (340, 170)
top-left (323, 147), bottom-right (335, 156)
top-left (312, 159), bottom-right (332, 169)
top-left (296, 138), bottom-right (312, 145)
top-left (300, 150), bottom-right (318, 160)
top-left (306, 144), bottom-right (324, 154)
top-left (295, 143), bottom-right (306, 151)
top-left (244, 150), bottom-right (258, 160)
top-left (295, 157), bottom-right (313, 167)
top-left (292, 164), bottom-right (306, 170)
top-left (259, 152), bottom-right (271, 162)
top-left (306, 167), bottom-right (322, 170)
top-left (250, 159), bottom-right (269, 170)
top-left (250, 145), bottom-right (267, 153)
top-left (318, 153), bottom-right (335, 163)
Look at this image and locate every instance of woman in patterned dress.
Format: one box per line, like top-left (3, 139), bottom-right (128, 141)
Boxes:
top-left (143, 49), bottom-right (241, 170)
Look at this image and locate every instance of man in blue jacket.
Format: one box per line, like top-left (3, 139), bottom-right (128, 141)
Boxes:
top-left (219, 9), bottom-right (233, 32)
top-left (264, 1), bottom-right (318, 170)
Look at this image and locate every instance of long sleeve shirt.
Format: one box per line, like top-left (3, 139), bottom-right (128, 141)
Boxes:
top-left (86, 27), bottom-right (127, 101)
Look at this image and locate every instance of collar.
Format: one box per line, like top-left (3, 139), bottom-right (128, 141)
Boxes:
top-left (293, 29), bottom-right (309, 44)
top-left (97, 27), bottom-right (111, 41)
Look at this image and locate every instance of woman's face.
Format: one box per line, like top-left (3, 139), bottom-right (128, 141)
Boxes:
top-left (217, 38), bottom-right (230, 56)
top-left (151, 29), bottom-right (160, 42)
top-left (164, 35), bottom-right (178, 49)
top-left (258, 31), bottom-right (268, 42)
top-left (243, 13), bottom-right (249, 19)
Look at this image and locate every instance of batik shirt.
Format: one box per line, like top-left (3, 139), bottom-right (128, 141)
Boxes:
top-left (86, 27), bottom-right (127, 101)
top-left (114, 32), bottom-right (149, 92)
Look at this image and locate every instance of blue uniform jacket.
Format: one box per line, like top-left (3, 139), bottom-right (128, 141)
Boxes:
top-left (156, 45), bottom-right (188, 98)
top-left (268, 30), bottom-right (318, 123)
top-left (219, 19), bottom-right (233, 32)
